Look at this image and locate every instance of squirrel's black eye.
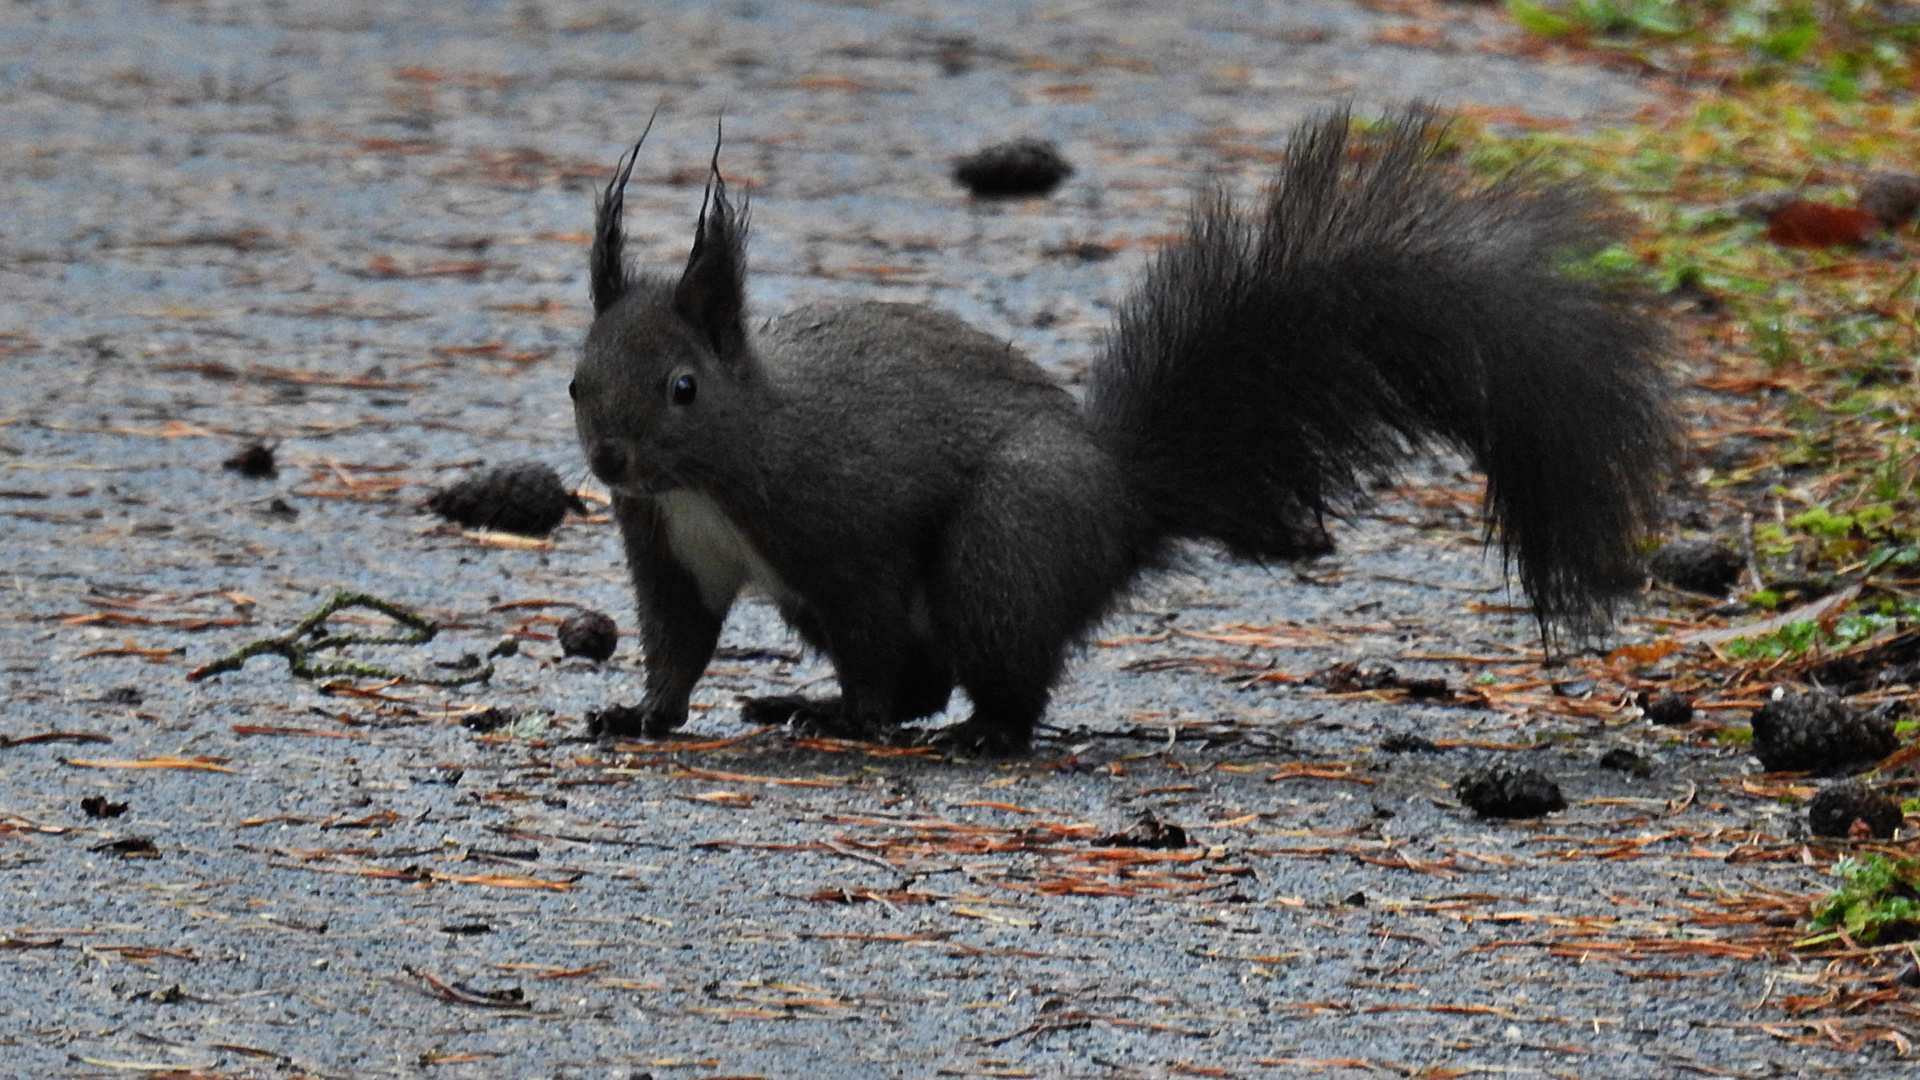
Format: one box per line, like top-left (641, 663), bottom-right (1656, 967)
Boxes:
top-left (670, 373), bottom-right (697, 406)
top-left (567, 379), bottom-right (578, 401)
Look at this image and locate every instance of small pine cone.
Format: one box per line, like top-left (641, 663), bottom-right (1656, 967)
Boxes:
top-left (426, 461), bottom-right (586, 537)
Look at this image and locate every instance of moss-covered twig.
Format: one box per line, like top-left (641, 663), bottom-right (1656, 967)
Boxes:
top-left (187, 591), bottom-right (493, 687)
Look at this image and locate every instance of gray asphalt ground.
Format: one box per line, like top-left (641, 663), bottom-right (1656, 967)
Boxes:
top-left (1, 2), bottom-right (1907, 1078)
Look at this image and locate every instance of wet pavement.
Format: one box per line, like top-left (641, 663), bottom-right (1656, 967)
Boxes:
top-left (0, 2), bottom-right (1900, 1078)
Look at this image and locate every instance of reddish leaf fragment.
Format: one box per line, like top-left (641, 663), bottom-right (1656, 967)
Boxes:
top-left (1764, 201), bottom-right (1882, 248)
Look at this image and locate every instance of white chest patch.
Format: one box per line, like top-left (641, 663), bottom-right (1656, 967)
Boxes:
top-left (654, 490), bottom-right (793, 614)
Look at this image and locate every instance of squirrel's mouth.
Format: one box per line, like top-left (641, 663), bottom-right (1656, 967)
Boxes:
top-left (583, 437), bottom-right (663, 493)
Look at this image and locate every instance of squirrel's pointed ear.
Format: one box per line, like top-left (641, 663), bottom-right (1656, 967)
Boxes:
top-left (673, 146), bottom-right (751, 365)
top-left (591, 113), bottom-right (656, 317)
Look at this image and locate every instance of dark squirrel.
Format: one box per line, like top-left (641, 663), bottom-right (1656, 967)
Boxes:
top-left (570, 106), bottom-right (1677, 755)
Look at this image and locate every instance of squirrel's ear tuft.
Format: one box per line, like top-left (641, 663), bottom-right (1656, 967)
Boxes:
top-left (673, 125), bottom-right (751, 364)
top-left (591, 112), bottom-right (656, 317)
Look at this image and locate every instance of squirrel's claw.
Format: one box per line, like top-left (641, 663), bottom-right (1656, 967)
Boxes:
top-left (584, 699), bottom-right (685, 742)
top-left (925, 717), bottom-right (1033, 759)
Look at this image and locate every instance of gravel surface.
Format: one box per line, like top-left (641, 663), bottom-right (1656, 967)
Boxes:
top-left (1, 2), bottom-right (1905, 1078)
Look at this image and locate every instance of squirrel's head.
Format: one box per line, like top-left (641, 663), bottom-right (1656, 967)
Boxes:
top-left (572, 121), bottom-right (756, 497)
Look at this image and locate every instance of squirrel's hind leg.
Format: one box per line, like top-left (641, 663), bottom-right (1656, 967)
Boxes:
top-left (740, 611), bottom-right (953, 739)
top-left (930, 675), bottom-right (1051, 757)
top-left (890, 647), bottom-right (956, 721)
top-left (929, 428), bottom-right (1146, 757)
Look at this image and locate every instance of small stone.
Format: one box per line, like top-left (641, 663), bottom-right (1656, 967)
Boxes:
top-left (953, 138), bottom-right (1073, 198)
top-left (1807, 780), bottom-right (1904, 840)
top-left (557, 608), bottom-right (619, 662)
top-left (1454, 765), bottom-right (1566, 819)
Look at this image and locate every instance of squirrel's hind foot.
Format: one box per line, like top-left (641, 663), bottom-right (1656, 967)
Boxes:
top-left (741, 693), bottom-right (895, 743)
top-left (924, 716), bottom-right (1033, 759)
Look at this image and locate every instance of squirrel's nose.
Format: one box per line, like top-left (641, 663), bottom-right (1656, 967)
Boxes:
top-left (586, 440), bottom-right (631, 486)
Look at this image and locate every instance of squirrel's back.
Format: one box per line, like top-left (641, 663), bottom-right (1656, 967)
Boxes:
top-left (750, 299), bottom-right (1102, 512)
top-left (760, 300), bottom-right (1064, 410)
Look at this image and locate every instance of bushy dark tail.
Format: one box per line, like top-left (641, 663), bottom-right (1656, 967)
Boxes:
top-left (1086, 105), bottom-right (1678, 635)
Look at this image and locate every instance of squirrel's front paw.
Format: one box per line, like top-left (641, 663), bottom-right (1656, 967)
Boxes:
top-left (584, 701), bottom-right (684, 741)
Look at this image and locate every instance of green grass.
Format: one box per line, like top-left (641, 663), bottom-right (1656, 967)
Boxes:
top-left (1807, 854), bottom-right (1920, 943)
top-left (1479, 2), bottom-right (1920, 618)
